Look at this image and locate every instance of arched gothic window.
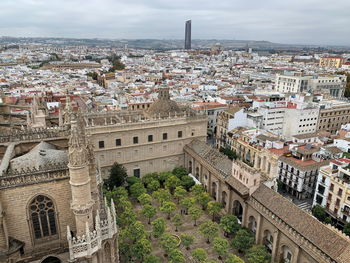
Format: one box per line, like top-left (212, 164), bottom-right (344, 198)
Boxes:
top-left (29, 195), bottom-right (57, 239)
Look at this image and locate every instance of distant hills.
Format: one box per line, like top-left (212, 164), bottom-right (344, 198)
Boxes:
top-left (0, 36), bottom-right (349, 51)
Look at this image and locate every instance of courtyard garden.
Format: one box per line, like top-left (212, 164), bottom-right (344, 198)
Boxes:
top-left (104, 165), bottom-right (272, 263)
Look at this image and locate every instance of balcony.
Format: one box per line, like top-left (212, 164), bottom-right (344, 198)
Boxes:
top-left (341, 208), bottom-right (350, 216)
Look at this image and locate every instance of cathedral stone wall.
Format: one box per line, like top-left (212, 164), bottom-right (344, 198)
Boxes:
top-left (0, 177), bottom-right (74, 258)
top-left (89, 117), bottom-right (207, 177)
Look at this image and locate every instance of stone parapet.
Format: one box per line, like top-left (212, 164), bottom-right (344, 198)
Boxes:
top-left (0, 162), bottom-right (69, 189)
top-left (0, 127), bottom-right (69, 143)
top-left (67, 200), bottom-right (117, 261)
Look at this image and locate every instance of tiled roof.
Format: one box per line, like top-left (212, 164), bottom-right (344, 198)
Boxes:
top-left (279, 156), bottom-right (329, 171)
top-left (325, 146), bottom-right (343, 154)
top-left (251, 185), bottom-right (350, 263)
top-left (292, 132), bottom-right (318, 139)
top-left (256, 134), bottom-right (279, 142)
top-left (185, 140), bottom-right (249, 196)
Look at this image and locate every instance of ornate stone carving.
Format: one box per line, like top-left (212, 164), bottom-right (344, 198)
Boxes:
top-left (68, 115), bottom-right (88, 167)
top-left (67, 201), bottom-right (118, 261)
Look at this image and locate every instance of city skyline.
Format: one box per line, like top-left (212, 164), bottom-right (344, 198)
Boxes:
top-left (0, 0), bottom-right (350, 46)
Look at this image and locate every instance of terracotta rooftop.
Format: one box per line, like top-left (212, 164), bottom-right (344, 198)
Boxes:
top-left (251, 185), bottom-right (350, 263)
top-left (192, 102), bottom-right (227, 110)
top-left (268, 145), bottom-right (290, 156)
top-left (279, 155), bottom-right (329, 171)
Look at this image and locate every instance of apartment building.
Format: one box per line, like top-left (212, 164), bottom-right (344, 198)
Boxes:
top-left (192, 102), bottom-right (228, 138)
top-left (282, 104), bottom-right (319, 139)
top-left (275, 75), bottom-right (311, 93)
top-left (311, 75), bottom-right (346, 97)
top-left (231, 128), bottom-right (287, 183)
top-left (215, 107), bottom-right (246, 149)
top-left (250, 101), bottom-right (319, 140)
top-left (278, 144), bottom-right (329, 199)
top-left (319, 56), bottom-right (344, 69)
top-left (313, 158), bottom-right (350, 227)
top-left (317, 100), bottom-right (350, 134)
top-left (257, 102), bottom-right (285, 134)
top-left (275, 74), bottom-right (346, 98)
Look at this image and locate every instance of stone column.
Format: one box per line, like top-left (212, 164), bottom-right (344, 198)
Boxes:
top-left (242, 202), bottom-right (249, 228)
top-left (292, 246), bottom-right (300, 263)
top-left (208, 171), bottom-right (212, 194)
top-left (255, 213), bottom-right (263, 244)
top-left (217, 180), bottom-right (222, 203)
top-left (271, 230), bottom-right (280, 263)
top-left (227, 189), bottom-right (233, 214)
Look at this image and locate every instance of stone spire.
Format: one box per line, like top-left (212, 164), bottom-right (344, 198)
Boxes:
top-left (68, 112), bottom-right (94, 236)
top-left (68, 115), bottom-right (88, 167)
top-left (64, 93), bottom-right (73, 125)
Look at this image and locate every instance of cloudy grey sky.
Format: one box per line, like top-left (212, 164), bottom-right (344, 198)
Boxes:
top-left (0, 0), bottom-right (349, 45)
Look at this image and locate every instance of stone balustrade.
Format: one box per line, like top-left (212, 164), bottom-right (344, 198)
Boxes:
top-left (85, 110), bottom-right (206, 128)
top-left (0, 162), bottom-right (69, 189)
top-left (67, 200), bottom-right (118, 261)
top-left (0, 126), bottom-right (69, 143)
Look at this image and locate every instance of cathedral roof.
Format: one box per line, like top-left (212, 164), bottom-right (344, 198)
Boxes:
top-left (146, 98), bottom-right (182, 118)
top-left (145, 87), bottom-right (184, 118)
top-left (9, 141), bottom-right (67, 171)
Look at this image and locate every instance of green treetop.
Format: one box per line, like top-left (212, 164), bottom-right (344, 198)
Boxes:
top-left (159, 233), bottom-right (178, 256)
top-left (180, 197), bottom-right (195, 214)
top-left (196, 192), bottom-right (211, 210)
top-left (130, 182), bottom-right (147, 200)
top-left (169, 248), bottom-right (185, 263)
top-left (104, 162), bottom-right (127, 190)
top-left (151, 218), bottom-right (166, 238)
top-left (231, 229), bottom-right (255, 253)
top-left (138, 193), bottom-right (152, 205)
top-left (207, 201), bottom-right (223, 221)
top-left (165, 175), bottom-right (181, 194)
top-left (220, 214), bottom-right (240, 236)
top-left (188, 205), bottom-right (203, 226)
top-left (180, 233), bottom-right (195, 250)
top-left (245, 245), bottom-right (271, 263)
top-left (212, 237), bottom-right (229, 260)
top-left (174, 186), bottom-right (187, 204)
top-left (225, 254), bottom-right (244, 263)
top-left (199, 220), bottom-right (220, 243)
top-left (192, 248), bottom-right (208, 263)
top-left (141, 204), bottom-right (157, 224)
top-left (171, 214), bottom-right (184, 231)
top-left (147, 179), bottom-right (160, 192)
top-left (160, 201), bottom-right (177, 219)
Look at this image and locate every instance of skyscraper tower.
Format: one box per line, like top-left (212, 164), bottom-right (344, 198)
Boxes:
top-left (185, 20), bottom-right (191, 50)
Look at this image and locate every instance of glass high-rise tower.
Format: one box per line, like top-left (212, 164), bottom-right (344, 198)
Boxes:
top-left (185, 20), bottom-right (191, 50)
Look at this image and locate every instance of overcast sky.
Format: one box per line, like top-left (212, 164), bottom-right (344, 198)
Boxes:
top-left (0, 0), bottom-right (349, 45)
